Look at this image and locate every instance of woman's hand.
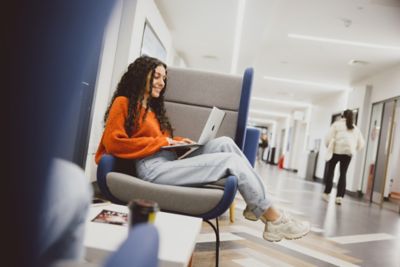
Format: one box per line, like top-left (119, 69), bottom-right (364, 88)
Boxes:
top-left (181, 138), bottom-right (195, 144)
top-left (166, 137), bottom-right (195, 145)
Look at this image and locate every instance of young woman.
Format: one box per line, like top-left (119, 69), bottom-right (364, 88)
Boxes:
top-left (323, 109), bottom-right (365, 205)
top-left (95, 56), bottom-right (310, 242)
top-left (258, 132), bottom-right (269, 162)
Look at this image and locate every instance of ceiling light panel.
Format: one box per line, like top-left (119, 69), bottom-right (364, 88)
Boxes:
top-left (263, 75), bottom-right (352, 90)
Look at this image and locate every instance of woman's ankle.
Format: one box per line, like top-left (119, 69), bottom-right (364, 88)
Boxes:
top-left (262, 206), bottom-right (281, 222)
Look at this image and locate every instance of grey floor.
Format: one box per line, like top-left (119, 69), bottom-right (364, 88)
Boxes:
top-left (260, 162), bottom-right (400, 267)
top-left (193, 161), bottom-right (400, 267)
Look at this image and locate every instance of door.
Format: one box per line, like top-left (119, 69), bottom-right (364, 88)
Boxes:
top-left (361, 103), bottom-right (384, 201)
top-left (384, 99), bottom-right (400, 212)
top-left (371, 100), bottom-right (396, 205)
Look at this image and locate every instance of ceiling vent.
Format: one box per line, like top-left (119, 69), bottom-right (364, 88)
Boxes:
top-left (202, 55), bottom-right (218, 60)
top-left (348, 59), bottom-right (369, 66)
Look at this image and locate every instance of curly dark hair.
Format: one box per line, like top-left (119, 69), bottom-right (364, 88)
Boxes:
top-left (103, 55), bottom-right (173, 136)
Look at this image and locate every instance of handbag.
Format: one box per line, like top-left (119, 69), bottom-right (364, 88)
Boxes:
top-left (325, 138), bottom-right (334, 161)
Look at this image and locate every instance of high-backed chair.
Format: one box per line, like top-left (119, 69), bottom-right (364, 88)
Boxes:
top-left (97, 67), bottom-right (253, 266)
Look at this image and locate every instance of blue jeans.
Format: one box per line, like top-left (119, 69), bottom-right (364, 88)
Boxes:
top-left (135, 136), bottom-right (272, 218)
top-left (38, 158), bottom-right (92, 265)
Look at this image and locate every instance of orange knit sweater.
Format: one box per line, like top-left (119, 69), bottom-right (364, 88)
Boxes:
top-left (95, 96), bottom-right (181, 164)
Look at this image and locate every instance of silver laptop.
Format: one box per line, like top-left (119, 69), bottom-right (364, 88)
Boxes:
top-left (161, 106), bottom-right (226, 158)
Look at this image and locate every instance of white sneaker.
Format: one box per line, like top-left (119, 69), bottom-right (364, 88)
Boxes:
top-left (335, 197), bottom-right (342, 205)
top-left (243, 206), bottom-right (266, 223)
top-left (322, 193), bottom-right (329, 202)
top-left (263, 211), bottom-right (310, 242)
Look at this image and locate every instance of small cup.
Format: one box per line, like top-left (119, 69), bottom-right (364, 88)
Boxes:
top-left (128, 199), bottom-right (159, 227)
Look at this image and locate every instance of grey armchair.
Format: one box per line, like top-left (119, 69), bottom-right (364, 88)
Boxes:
top-left (97, 67), bottom-right (253, 266)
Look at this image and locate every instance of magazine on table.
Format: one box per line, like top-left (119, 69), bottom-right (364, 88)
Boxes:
top-left (91, 209), bottom-right (128, 226)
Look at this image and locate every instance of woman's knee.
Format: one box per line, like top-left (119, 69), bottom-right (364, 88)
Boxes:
top-left (215, 136), bottom-right (236, 147)
top-left (225, 152), bottom-right (244, 164)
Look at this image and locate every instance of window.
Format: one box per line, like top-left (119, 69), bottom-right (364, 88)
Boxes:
top-left (140, 21), bottom-right (167, 61)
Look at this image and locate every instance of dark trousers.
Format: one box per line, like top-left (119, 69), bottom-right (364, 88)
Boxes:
top-left (324, 153), bottom-right (352, 197)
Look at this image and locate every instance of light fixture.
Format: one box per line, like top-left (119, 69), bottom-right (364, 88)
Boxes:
top-left (252, 97), bottom-right (311, 107)
top-left (288, 33), bottom-right (400, 50)
top-left (230, 0), bottom-right (246, 74)
top-left (250, 109), bottom-right (290, 117)
top-left (263, 75), bottom-right (351, 90)
top-left (248, 117), bottom-right (277, 125)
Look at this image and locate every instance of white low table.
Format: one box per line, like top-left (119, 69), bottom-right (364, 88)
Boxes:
top-left (84, 203), bottom-right (202, 267)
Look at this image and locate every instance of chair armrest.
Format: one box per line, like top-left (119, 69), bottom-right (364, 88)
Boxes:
top-left (199, 175), bottom-right (238, 220)
top-left (104, 224), bottom-right (159, 267)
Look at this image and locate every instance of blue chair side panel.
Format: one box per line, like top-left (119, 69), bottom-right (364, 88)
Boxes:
top-left (235, 68), bottom-right (253, 150)
top-left (243, 127), bottom-right (261, 167)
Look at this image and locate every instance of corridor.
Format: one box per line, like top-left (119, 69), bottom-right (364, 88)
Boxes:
top-left (193, 162), bottom-right (400, 267)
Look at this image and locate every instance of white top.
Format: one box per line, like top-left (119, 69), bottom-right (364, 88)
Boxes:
top-left (325, 118), bottom-right (365, 156)
top-left (84, 203), bottom-right (202, 267)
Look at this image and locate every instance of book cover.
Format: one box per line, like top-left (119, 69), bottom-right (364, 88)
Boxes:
top-left (91, 209), bottom-right (128, 226)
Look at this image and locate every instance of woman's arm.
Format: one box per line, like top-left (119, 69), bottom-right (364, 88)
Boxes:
top-left (100, 97), bottom-right (169, 159)
top-left (356, 128), bottom-right (365, 151)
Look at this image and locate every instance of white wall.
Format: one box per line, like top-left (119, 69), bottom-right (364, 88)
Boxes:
top-left (84, 0), bottom-right (175, 181)
top-left (369, 64), bottom-right (400, 104)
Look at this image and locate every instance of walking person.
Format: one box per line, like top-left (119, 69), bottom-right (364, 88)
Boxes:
top-left (322, 109), bottom-right (365, 205)
top-left (96, 55), bottom-right (310, 242)
top-left (258, 132), bottom-right (269, 162)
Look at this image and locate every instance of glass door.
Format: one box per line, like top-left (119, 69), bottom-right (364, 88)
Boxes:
top-left (384, 99), bottom-right (400, 212)
top-left (361, 103), bottom-right (384, 202)
top-left (372, 100), bottom-right (395, 205)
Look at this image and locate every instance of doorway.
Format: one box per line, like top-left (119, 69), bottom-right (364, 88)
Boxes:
top-left (361, 97), bottom-right (400, 212)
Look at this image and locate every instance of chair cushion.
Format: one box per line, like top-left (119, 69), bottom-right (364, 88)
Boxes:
top-left (106, 172), bottom-right (224, 216)
top-left (165, 67), bottom-right (242, 110)
top-left (165, 102), bottom-right (238, 141)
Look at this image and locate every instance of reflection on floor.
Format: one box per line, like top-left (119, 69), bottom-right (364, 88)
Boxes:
top-left (192, 163), bottom-right (400, 267)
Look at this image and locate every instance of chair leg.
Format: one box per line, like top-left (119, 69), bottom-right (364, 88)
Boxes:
top-left (204, 218), bottom-right (220, 267)
top-left (229, 201), bottom-right (235, 223)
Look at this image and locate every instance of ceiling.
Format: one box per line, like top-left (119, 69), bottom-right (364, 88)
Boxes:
top-left (154, 0), bottom-right (400, 127)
